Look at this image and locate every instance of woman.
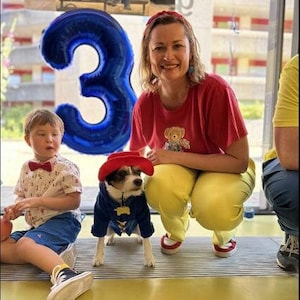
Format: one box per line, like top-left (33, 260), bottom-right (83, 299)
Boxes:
top-left (129, 11), bottom-right (256, 257)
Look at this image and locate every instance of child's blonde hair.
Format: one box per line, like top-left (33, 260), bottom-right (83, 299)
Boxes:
top-left (24, 109), bottom-right (64, 136)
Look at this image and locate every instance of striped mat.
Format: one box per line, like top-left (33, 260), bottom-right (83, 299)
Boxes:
top-left (1, 236), bottom-right (296, 281)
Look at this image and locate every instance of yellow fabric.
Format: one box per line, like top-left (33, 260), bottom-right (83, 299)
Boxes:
top-left (52, 263), bottom-right (69, 278)
top-left (144, 164), bottom-right (195, 242)
top-left (145, 159), bottom-right (256, 245)
top-left (264, 54), bottom-right (299, 161)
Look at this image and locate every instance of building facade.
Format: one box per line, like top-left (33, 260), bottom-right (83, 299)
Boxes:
top-left (1, 0), bottom-right (296, 109)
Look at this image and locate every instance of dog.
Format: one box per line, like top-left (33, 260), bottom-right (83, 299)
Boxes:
top-left (91, 151), bottom-right (155, 268)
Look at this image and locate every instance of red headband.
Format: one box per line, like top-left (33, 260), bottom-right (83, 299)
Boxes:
top-left (146, 10), bottom-right (184, 26)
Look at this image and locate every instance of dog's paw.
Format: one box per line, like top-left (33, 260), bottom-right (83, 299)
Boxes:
top-left (105, 236), bottom-right (115, 245)
top-left (136, 235), bottom-right (143, 244)
top-left (144, 255), bottom-right (156, 268)
top-left (92, 256), bottom-right (104, 267)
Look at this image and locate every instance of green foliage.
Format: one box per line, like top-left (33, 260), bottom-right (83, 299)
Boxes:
top-left (1, 104), bottom-right (33, 139)
top-left (239, 101), bottom-right (264, 119)
top-left (1, 19), bottom-right (16, 102)
top-left (0, 101), bottom-right (264, 139)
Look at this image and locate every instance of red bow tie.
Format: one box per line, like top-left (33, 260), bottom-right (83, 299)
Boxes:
top-left (28, 161), bottom-right (52, 172)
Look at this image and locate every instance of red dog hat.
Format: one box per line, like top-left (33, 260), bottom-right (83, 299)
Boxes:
top-left (98, 151), bottom-right (154, 182)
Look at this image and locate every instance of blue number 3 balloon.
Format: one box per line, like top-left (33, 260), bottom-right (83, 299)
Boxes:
top-left (40, 9), bottom-right (136, 154)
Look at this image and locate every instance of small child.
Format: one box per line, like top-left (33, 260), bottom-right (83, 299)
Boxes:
top-left (0, 109), bottom-right (93, 300)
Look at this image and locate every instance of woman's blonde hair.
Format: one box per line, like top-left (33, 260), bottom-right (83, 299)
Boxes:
top-left (140, 10), bottom-right (206, 92)
top-left (24, 109), bottom-right (64, 136)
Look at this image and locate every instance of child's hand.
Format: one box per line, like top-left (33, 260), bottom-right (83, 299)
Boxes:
top-left (14, 197), bottom-right (40, 211)
top-left (3, 204), bottom-right (22, 221)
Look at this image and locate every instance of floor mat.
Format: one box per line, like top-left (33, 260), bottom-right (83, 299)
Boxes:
top-left (1, 236), bottom-right (295, 281)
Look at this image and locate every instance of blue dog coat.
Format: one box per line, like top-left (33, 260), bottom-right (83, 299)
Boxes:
top-left (91, 182), bottom-right (154, 238)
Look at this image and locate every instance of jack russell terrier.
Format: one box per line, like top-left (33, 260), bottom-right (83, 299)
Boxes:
top-left (91, 151), bottom-right (155, 267)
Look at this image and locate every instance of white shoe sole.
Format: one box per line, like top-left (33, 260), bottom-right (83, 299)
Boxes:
top-left (213, 246), bottom-right (237, 258)
top-left (47, 271), bottom-right (93, 300)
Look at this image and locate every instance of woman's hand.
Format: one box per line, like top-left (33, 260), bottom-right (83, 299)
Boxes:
top-left (146, 136), bottom-right (249, 173)
top-left (147, 149), bottom-right (171, 165)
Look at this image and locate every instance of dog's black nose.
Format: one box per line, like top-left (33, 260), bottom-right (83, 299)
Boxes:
top-left (134, 179), bottom-right (143, 186)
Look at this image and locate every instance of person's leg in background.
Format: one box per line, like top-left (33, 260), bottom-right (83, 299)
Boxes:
top-left (107, 0), bottom-right (120, 6)
top-left (262, 157), bottom-right (299, 272)
top-left (122, 0), bottom-right (131, 10)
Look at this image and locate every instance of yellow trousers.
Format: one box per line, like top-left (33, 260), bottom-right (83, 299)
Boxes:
top-left (145, 158), bottom-right (256, 246)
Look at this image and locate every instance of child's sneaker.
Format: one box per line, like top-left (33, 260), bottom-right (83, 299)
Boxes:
top-left (276, 234), bottom-right (299, 272)
top-left (59, 243), bottom-right (77, 269)
top-left (160, 234), bottom-right (182, 254)
top-left (47, 265), bottom-right (93, 300)
top-left (213, 239), bottom-right (237, 257)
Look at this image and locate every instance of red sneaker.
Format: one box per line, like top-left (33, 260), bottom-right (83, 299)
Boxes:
top-left (160, 234), bottom-right (182, 255)
top-left (213, 239), bottom-right (237, 258)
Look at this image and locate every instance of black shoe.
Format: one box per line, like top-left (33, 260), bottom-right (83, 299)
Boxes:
top-left (276, 234), bottom-right (299, 272)
top-left (47, 266), bottom-right (93, 300)
top-left (124, 5), bottom-right (131, 10)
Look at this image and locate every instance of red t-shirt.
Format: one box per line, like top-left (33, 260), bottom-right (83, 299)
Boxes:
top-left (129, 73), bottom-right (247, 154)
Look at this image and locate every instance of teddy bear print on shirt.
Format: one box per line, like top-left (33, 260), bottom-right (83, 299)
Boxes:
top-left (164, 127), bottom-right (190, 152)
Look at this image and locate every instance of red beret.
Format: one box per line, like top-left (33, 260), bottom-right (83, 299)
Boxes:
top-left (98, 151), bottom-right (154, 182)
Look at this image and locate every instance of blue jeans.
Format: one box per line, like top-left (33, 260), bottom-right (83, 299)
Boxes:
top-left (262, 158), bottom-right (299, 237)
